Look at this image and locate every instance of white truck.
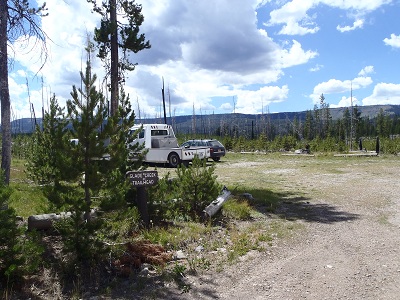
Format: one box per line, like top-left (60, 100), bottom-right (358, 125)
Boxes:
top-left (129, 124), bottom-right (210, 167)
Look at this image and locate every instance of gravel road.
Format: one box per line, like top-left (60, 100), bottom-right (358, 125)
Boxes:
top-left (172, 156), bottom-right (400, 299)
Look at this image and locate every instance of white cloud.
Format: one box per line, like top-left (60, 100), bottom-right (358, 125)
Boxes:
top-left (358, 66), bottom-right (374, 77)
top-left (278, 21), bottom-right (320, 35)
top-left (322, 0), bottom-right (391, 11)
top-left (383, 34), bottom-right (400, 48)
top-left (310, 76), bottom-right (373, 104)
top-left (276, 40), bottom-right (318, 69)
top-left (265, 0), bottom-right (390, 36)
top-left (330, 96), bottom-right (359, 108)
top-left (309, 64), bottom-right (323, 72)
top-left (8, 0), bottom-right (393, 119)
top-left (10, 0), bottom-right (306, 118)
top-left (220, 103), bottom-right (233, 111)
top-left (362, 83), bottom-right (400, 105)
top-left (235, 85), bottom-right (289, 114)
top-left (267, 0), bottom-right (319, 35)
top-left (337, 19), bottom-right (364, 32)
top-left (8, 74), bottom-right (44, 120)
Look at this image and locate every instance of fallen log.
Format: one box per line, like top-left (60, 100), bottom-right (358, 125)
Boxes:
top-left (204, 186), bottom-right (231, 218)
top-left (28, 209), bottom-right (97, 231)
top-left (334, 151), bottom-right (378, 157)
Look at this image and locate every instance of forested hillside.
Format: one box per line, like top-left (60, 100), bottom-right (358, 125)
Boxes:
top-left (8, 104), bottom-right (400, 140)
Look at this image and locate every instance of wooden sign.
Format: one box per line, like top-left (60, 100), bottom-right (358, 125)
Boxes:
top-left (127, 170), bottom-right (158, 187)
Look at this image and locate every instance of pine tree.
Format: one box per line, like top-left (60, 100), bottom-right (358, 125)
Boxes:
top-left (175, 157), bottom-right (221, 220)
top-left (26, 95), bottom-right (73, 186)
top-left (0, 173), bottom-right (43, 283)
top-left (26, 44), bottom-right (142, 264)
top-left (304, 110), bottom-right (314, 140)
top-left (88, 0), bottom-right (151, 115)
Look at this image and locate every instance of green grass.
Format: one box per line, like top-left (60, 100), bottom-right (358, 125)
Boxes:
top-left (9, 159), bottom-right (49, 217)
top-left (222, 199), bottom-right (252, 220)
top-left (142, 222), bottom-right (215, 250)
top-left (10, 183), bottom-right (49, 217)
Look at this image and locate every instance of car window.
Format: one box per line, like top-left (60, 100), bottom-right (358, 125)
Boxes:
top-left (151, 129), bottom-right (168, 136)
top-left (139, 130), bottom-right (145, 139)
top-left (182, 140), bottom-right (224, 148)
top-left (210, 141), bottom-right (223, 147)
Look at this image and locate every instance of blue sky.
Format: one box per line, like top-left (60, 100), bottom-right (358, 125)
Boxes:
top-left (8, 0), bottom-right (400, 119)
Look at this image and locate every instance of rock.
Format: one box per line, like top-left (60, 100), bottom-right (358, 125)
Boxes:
top-left (139, 266), bottom-right (149, 276)
top-left (141, 263), bottom-right (152, 271)
top-left (195, 245), bottom-right (204, 252)
top-left (240, 193), bottom-right (255, 201)
top-left (174, 250), bottom-right (187, 260)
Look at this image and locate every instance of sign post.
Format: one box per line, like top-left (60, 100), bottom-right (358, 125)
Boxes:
top-left (126, 170), bottom-right (159, 227)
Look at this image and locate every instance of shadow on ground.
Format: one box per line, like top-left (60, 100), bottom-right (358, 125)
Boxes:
top-left (233, 188), bottom-right (360, 224)
top-left (275, 197), bottom-right (360, 223)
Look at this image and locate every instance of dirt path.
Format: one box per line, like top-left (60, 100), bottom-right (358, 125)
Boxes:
top-left (174, 156), bottom-right (400, 299)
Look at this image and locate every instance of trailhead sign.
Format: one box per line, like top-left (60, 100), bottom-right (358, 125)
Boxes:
top-left (127, 170), bottom-right (158, 187)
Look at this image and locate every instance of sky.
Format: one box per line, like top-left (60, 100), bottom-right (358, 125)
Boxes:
top-left (7, 0), bottom-right (400, 119)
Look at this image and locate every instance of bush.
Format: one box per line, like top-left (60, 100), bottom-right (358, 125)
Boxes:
top-left (148, 157), bottom-right (222, 222)
top-left (0, 175), bottom-right (43, 284)
top-left (147, 172), bottom-right (184, 221)
top-left (175, 157), bottom-right (222, 220)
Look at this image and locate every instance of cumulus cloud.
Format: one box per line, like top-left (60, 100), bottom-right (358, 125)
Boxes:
top-left (362, 83), bottom-right (400, 105)
top-left (337, 19), bottom-right (364, 32)
top-left (309, 64), bottom-right (323, 72)
top-left (235, 85), bottom-right (289, 114)
top-left (358, 66), bottom-right (374, 77)
top-left (265, 0), bottom-right (390, 36)
top-left (8, 0), bottom-right (312, 118)
top-left (266, 0), bottom-right (319, 35)
top-left (11, 0), bottom-right (393, 119)
top-left (330, 96), bottom-right (359, 108)
top-left (310, 76), bottom-right (373, 104)
top-left (220, 103), bottom-right (233, 112)
top-left (277, 40), bottom-right (318, 69)
top-left (383, 34), bottom-right (400, 48)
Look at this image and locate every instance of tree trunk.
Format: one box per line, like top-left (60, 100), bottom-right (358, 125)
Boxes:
top-left (110, 0), bottom-right (118, 116)
top-left (0, 1), bottom-right (11, 184)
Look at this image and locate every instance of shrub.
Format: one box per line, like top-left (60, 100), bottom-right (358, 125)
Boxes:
top-left (148, 157), bottom-right (222, 222)
top-left (0, 175), bottom-right (43, 284)
top-left (147, 172), bottom-right (184, 222)
top-left (175, 157), bottom-right (222, 220)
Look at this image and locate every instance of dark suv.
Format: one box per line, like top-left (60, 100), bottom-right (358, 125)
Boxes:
top-left (181, 139), bottom-right (226, 162)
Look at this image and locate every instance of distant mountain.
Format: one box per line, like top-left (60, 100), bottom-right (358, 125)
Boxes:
top-left (10, 118), bottom-right (43, 134)
top-left (7, 104), bottom-right (400, 135)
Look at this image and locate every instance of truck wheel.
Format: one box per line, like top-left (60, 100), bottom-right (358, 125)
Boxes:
top-left (168, 152), bottom-right (180, 168)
